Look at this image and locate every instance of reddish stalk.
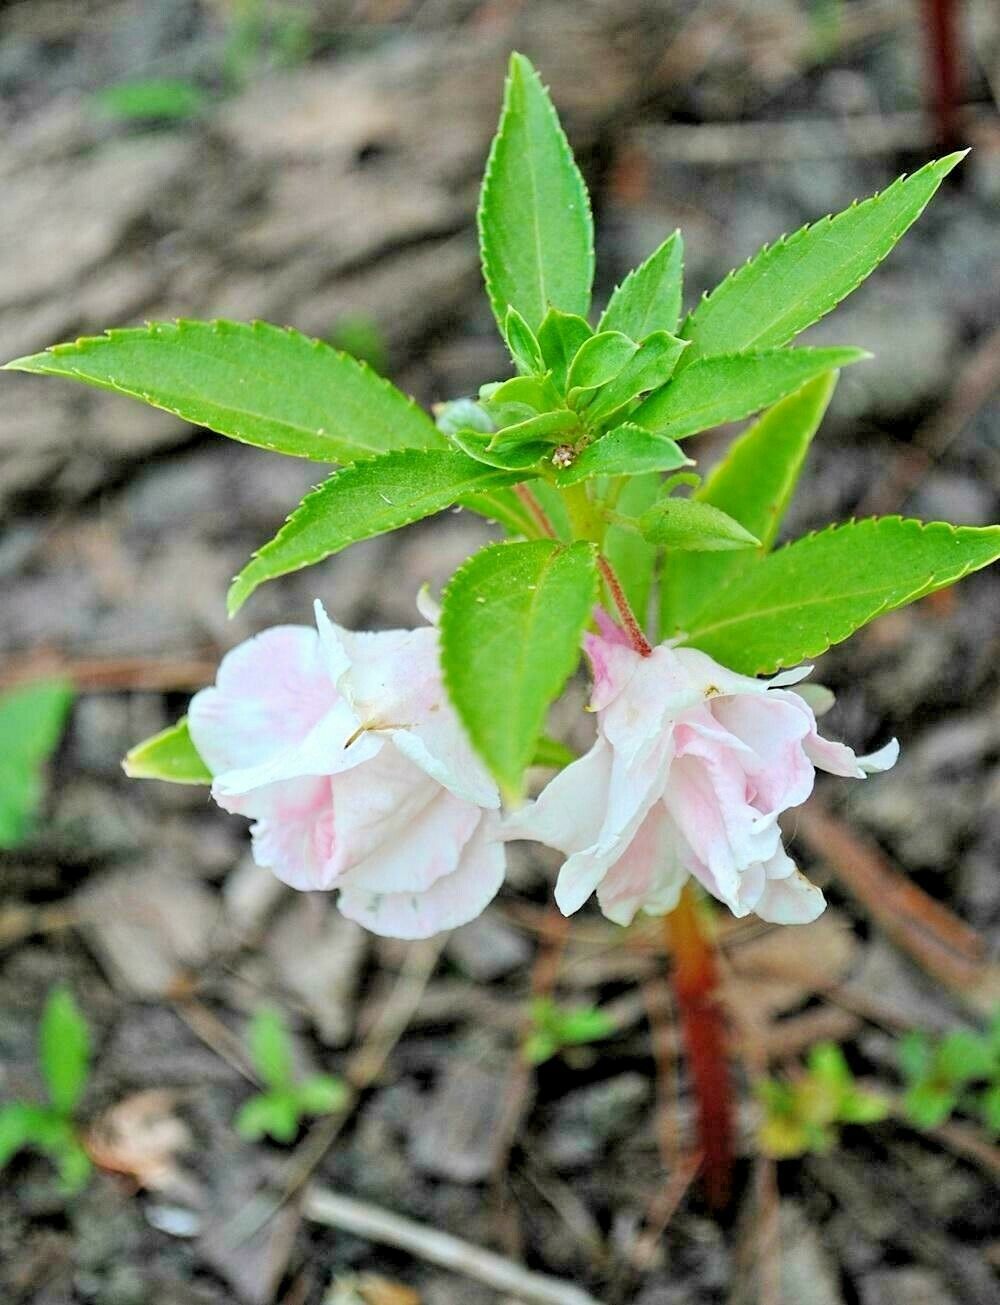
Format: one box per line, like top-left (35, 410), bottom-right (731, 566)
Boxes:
top-left (665, 884), bottom-right (734, 1209)
top-left (922, 0), bottom-right (961, 147)
top-left (597, 555), bottom-right (653, 656)
top-left (514, 483), bottom-right (557, 538)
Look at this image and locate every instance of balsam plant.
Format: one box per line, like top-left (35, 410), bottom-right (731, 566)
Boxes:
top-left (235, 1007), bottom-right (348, 1143)
top-left (11, 54), bottom-right (997, 813)
top-left (0, 987), bottom-right (92, 1191)
top-left (523, 997), bottom-right (616, 1066)
top-left (0, 680), bottom-right (74, 849)
top-left (756, 1042), bottom-right (890, 1159)
top-left (898, 1013), bottom-right (1000, 1135)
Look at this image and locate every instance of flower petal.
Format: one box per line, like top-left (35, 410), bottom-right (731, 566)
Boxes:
top-left (233, 776), bottom-right (339, 891)
top-left (595, 802), bottom-right (689, 925)
top-left (338, 786), bottom-right (481, 894)
top-left (337, 813), bottom-right (505, 938)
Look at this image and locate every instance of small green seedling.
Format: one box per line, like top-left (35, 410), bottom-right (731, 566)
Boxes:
top-left (0, 679), bottom-right (73, 849)
top-left (523, 997), bottom-right (616, 1065)
top-left (235, 1007), bottom-right (348, 1143)
top-left (756, 1042), bottom-right (889, 1159)
top-left (94, 79), bottom-right (208, 124)
top-left (899, 1012), bottom-right (1000, 1134)
top-left (0, 986), bottom-right (92, 1191)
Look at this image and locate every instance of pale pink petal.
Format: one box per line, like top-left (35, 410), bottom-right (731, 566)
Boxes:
top-left (766, 665), bottom-right (814, 688)
top-left (504, 737), bottom-right (613, 854)
top-left (234, 776), bottom-right (339, 891)
top-left (585, 631), bottom-right (642, 712)
top-left (337, 813), bottom-right (505, 938)
top-left (189, 626), bottom-right (337, 773)
top-left (598, 645), bottom-right (702, 766)
top-left (593, 607), bottom-right (632, 646)
top-left (325, 745), bottom-right (441, 876)
top-left (392, 722), bottom-right (498, 809)
top-left (595, 803), bottom-right (688, 925)
top-left (804, 730), bottom-right (899, 779)
top-left (753, 862), bottom-right (826, 924)
top-left (710, 694), bottom-right (815, 814)
top-left (789, 682), bottom-right (836, 716)
top-left (338, 787), bottom-right (481, 894)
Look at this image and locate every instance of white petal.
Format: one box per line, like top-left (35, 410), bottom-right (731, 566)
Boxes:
top-left (504, 737), bottom-right (612, 854)
top-left (857, 738), bottom-right (900, 773)
top-left (790, 682), bottom-right (836, 716)
top-left (415, 584), bottom-right (441, 626)
top-left (595, 803), bottom-right (688, 925)
top-left (189, 625), bottom-right (337, 774)
top-left (338, 787), bottom-right (481, 894)
top-left (766, 664), bottom-right (814, 688)
top-left (337, 814), bottom-right (505, 939)
top-left (753, 865), bottom-right (826, 924)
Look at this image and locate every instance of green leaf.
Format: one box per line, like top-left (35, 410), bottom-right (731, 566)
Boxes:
top-left (5, 320), bottom-right (443, 463)
top-left (0, 680), bottom-right (73, 848)
top-left (248, 1008), bottom-right (293, 1091)
top-left (123, 716), bottom-right (212, 784)
top-left (489, 410), bottom-right (578, 448)
top-left (478, 53), bottom-right (594, 334)
top-left (435, 398), bottom-right (494, 437)
top-left (599, 230), bottom-right (684, 338)
top-left (459, 488), bottom-right (537, 537)
top-left (505, 307), bottom-right (546, 374)
top-left (566, 331), bottom-right (637, 400)
top-left (604, 473), bottom-right (661, 638)
top-left (529, 482), bottom-right (573, 542)
top-left (0, 1103), bottom-right (48, 1170)
top-left (839, 1089), bottom-right (891, 1126)
top-left (905, 1082), bottom-right (958, 1130)
top-left (679, 153), bottom-right (967, 363)
top-left (537, 309), bottom-right (593, 391)
top-left (980, 1083), bottom-right (1000, 1136)
top-left (95, 77), bottom-right (207, 122)
top-left (581, 331), bottom-right (688, 427)
top-left (633, 347), bottom-right (866, 441)
top-left (684, 518), bottom-right (1000, 675)
top-left (532, 735), bottom-right (578, 769)
top-left (555, 423), bottom-right (690, 486)
top-left (451, 429), bottom-right (550, 472)
top-left (440, 540), bottom-right (597, 799)
top-left (639, 497), bottom-right (760, 551)
top-left (295, 1074), bottom-right (349, 1115)
top-left (40, 988), bottom-right (90, 1118)
top-left (661, 371), bottom-right (839, 635)
top-left (229, 449), bottom-right (521, 614)
top-left (936, 1031), bottom-right (994, 1084)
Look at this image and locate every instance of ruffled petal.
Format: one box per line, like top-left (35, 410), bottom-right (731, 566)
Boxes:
top-left (189, 625), bottom-right (338, 774)
top-left (804, 730), bottom-right (899, 778)
top-left (233, 776), bottom-right (339, 891)
top-left (504, 737), bottom-right (613, 855)
top-left (338, 786), bottom-right (481, 894)
top-left (594, 802), bottom-right (689, 925)
top-left (710, 693), bottom-right (816, 814)
top-left (336, 813), bottom-right (505, 938)
top-left (753, 861), bottom-right (826, 924)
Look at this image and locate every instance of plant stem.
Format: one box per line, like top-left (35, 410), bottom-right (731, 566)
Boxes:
top-left (561, 481), bottom-right (605, 543)
top-left (514, 484), bottom-right (557, 538)
top-left (664, 884), bottom-right (734, 1209)
top-left (597, 555), bottom-right (653, 656)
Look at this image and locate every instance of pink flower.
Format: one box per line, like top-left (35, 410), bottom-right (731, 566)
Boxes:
top-left (189, 600), bottom-right (504, 938)
top-left (507, 625), bottom-right (898, 927)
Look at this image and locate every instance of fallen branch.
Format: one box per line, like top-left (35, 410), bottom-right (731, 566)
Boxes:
top-left (302, 1185), bottom-right (604, 1305)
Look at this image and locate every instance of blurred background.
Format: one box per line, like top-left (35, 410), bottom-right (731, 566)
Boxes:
top-left (0, 2), bottom-right (998, 1303)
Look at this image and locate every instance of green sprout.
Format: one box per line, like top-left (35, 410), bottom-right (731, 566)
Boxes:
top-left (899, 1012), bottom-right (1000, 1134)
top-left (756, 1042), bottom-right (890, 1159)
top-left (235, 1007), bottom-right (348, 1143)
top-left (0, 987), bottom-right (92, 1191)
top-left (0, 679), bottom-right (73, 849)
top-left (523, 997), bottom-right (616, 1066)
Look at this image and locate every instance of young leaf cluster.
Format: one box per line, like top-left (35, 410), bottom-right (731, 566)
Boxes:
top-left (0, 987), bottom-right (92, 1191)
top-left (898, 1014), bottom-right (1000, 1135)
top-left (5, 50), bottom-right (993, 801)
top-left (235, 1008), bottom-right (348, 1144)
top-left (523, 997), bottom-right (616, 1066)
top-left (756, 1043), bottom-right (889, 1160)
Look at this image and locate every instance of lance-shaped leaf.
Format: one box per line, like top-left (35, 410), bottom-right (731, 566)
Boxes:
top-left (123, 717), bottom-right (212, 784)
top-left (679, 153), bottom-right (966, 364)
top-left (661, 371), bottom-right (838, 634)
top-left (0, 680), bottom-right (74, 848)
top-left (581, 331), bottom-right (688, 427)
top-left (5, 320), bottom-right (443, 462)
top-left (599, 230), bottom-right (684, 339)
top-left (440, 540), bottom-right (597, 799)
top-left (451, 428), bottom-right (551, 472)
top-left (478, 53), bottom-right (594, 334)
top-left (639, 497), bottom-right (760, 551)
top-left (633, 346), bottom-right (865, 441)
top-left (554, 423), bottom-right (689, 486)
top-left (229, 450), bottom-right (521, 614)
top-left (459, 487), bottom-right (538, 537)
top-left (684, 517), bottom-right (1000, 675)
top-left (537, 309), bottom-right (593, 391)
top-left (505, 307), bottom-right (545, 374)
top-left (604, 473), bottom-right (662, 638)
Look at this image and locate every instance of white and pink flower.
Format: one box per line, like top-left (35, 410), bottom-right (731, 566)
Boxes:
top-left (506, 618), bottom-right (898, 927)
top-left (188, 600), bottom-right (505, 938)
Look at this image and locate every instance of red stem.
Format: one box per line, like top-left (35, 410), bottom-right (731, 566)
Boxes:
top-left (598, 555), bottom-right (653, 657)
top-left (922, 0), bottom-right (961, 147)
top-left (665, 884), bottom-right (734, 1209)
top-left (514, 484), bottom-right (556, 538)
